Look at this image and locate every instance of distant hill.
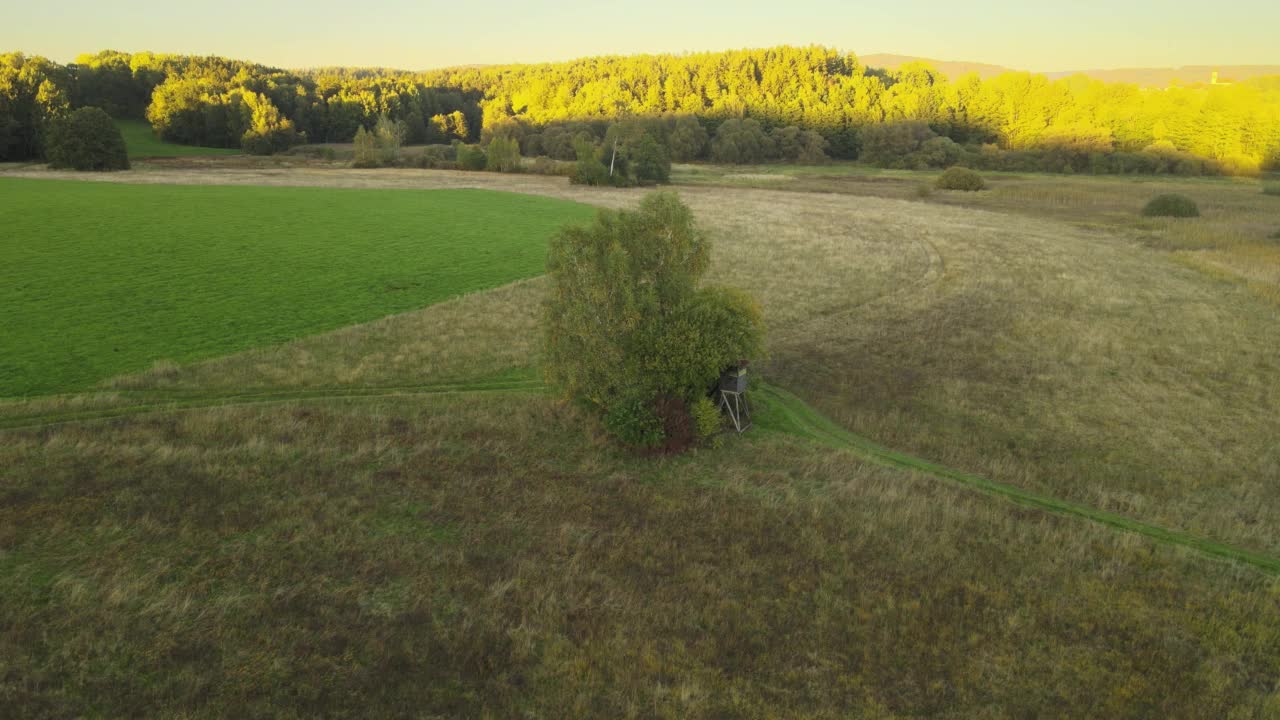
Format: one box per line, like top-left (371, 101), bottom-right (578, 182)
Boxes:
top-left (860, 53), bottom-right (1019, 80)
top-left (861, 54), bottom-right (1280, 87)
top-left (1043, 65), bottom-right (1280, 86)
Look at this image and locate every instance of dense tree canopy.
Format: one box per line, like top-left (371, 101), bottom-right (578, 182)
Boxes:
top-left (3, 46), bottom-right (1278, 172)
top-left (0, 53), bottom-right (72, 161)
top-left (427, 46), bottom-right (1280, 173)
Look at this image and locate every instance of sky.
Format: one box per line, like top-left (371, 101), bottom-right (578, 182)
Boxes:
top-left (4, 0), bottom-right (1278, 71)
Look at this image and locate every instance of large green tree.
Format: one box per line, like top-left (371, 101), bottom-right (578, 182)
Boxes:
top-left (545, 193), bottom-right (763, 449)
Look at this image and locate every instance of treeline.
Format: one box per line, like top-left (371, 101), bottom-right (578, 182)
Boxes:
top-left (426, 46), bottom-right (1280, 175)
top-left (1, 50), bottom-right (483, 159)
top-left (5, 46), bottom-right (1280, 174)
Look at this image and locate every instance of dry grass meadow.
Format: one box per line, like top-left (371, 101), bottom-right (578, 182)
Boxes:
top-left (3, 160), bottom-right (1280, 716)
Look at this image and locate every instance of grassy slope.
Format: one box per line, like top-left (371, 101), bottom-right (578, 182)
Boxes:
top-left (3, 171), bottom-right (1280, 715)
top-left (17, 171), bottom-right (1272, 554)
top-left (0, 179), bottom-right (594, 396)
top-left (116, 119), bottom-right (240, 159)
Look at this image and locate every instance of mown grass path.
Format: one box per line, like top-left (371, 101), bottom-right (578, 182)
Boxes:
top-left (753, 384), bottom-right (1280, 576)
top-left (5, 374), bottom-right (1278, 576)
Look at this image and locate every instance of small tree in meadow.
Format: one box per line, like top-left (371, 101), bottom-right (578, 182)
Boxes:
top-left (545, 192), bottom-right (764, 451)
top-left (374, 114), bottom-right (406, 166)
top-left (485, 135), bottom-right (522, 172)
top-left (352, 126), bottom-right (379, 167)
top-left (569, 138), bottom-right (609, 186)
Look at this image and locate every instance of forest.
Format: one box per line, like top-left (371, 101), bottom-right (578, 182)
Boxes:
top-left (3, 46), bottom-right (1279, 174)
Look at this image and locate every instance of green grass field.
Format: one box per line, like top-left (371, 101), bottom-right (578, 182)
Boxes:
top-left (115, 119), bottom-right (241, 159)
top-left (0, 179), bottom-right (595, 396)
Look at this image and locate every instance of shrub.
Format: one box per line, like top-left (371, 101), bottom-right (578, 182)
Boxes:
top-left (545, 192), bottom-right (764, 450)
top-left (690, 395), bottom-right (722, 441)
top-left (455, 143), bottom-right (487, 171)
top-left (1263, 184), bottom-right (1280, 196)
top-left (485, 136), bottom-right (522, 173)
top-left (1270, 228), bottom-right (1280, 240)
top-left (570, 139), bottom-right (609, 186)
top-left (290, 145), bottom-right (336, 161)
top-left (44, 107), bottom-right (129, 171)
top-left (859, 121), bottom-right (936, 168)
top-left (541, 124), bottom-right (595, 160)
top-left (936, 166), bottom-right (985, 191)
top-left (772, 126), bottom-right (829, 164)
top-left (417, 144), bottom-right (456, 169)
top-left (915, 136), bottom-right (963, 169)
top-left (630, 133), bottom-right (671, 185)
top-left (604, 393), bottom-right (665, 449)
top-left (1142, 194), bottom-right (1200, 218)
top-left (374, 115), bottom-right (406, 166)
top-left (669, 116), bottom-right (709, 161)
top-left (710, 118), bottom-right (774, 164)
top-left (529, 156), bottom-right (574, 176)
top-left (241, 127), bottom-right (300, 156)
top-left (352, 127), bottom-right (379, 167)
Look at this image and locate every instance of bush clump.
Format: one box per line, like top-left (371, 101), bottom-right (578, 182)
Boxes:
top-left (45, 107), bottom-right (129, 171)
top-left (545, 192), bottom-right (764, 451)
top-left (569, 139), bottom-right (610, 186)
top-left (528, 156), bottom-right (574, 177)
top-left (935, 166), bottom-right (985, 191)
top-left (690, 396), bottom-right (723, 442)
top-left (1142, 194), bottom-right (1200, 218)
top-left (1262, 183), bottom-right (1280, 196)
top-left (455, 143), bottom-right (487, 171)
top-left (629, 134), bottom-right (671, 185)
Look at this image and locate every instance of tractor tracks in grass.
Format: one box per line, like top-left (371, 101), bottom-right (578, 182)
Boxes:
top-left (0, 378), bottom-right (546, 432)
top-left (754, 383), bottom-right (1280, 576)
top-left (769, 227), bottom-right (946, 347)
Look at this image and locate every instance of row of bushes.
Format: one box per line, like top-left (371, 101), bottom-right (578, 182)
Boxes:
top-left (484, 115), bottom-right (1257, 177)
top-left (859, 121), bottom-right (1228, 177)
top-left (346, 114), bottom-right (674, 186)
top-left (927, 168), bottom-right (1212, 221)
top-left (484, 115), bottom-right (830, 166)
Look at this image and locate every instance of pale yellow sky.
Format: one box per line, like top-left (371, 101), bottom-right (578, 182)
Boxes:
top-left (4, 0), bottom-right (1278, 71)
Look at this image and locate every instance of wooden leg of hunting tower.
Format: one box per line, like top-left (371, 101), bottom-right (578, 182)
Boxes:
top-left (719, 390), bottom-right (751, 433)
